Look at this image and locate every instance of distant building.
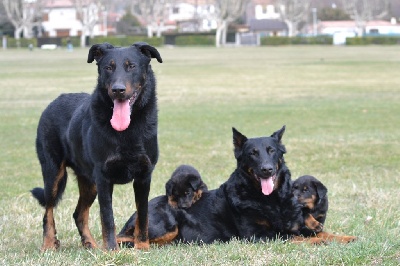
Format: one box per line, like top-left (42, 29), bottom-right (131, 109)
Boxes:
top-left (41, 0), bottom-right (108, 38)
top-left (318, 20), bottom-right (400, 36)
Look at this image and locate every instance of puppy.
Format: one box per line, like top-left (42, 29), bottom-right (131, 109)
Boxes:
top-left (166, 164), bottom-right (208, 209)
top-left (118, 164), bottom-right (207, 245)
top-left (292, 175), bottom-right (328, 235)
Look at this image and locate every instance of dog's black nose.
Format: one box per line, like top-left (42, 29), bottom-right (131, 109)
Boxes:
top-left (111, 84), bottom-right (126, 98)
top-left (261, 166), bottom-right (273, 175)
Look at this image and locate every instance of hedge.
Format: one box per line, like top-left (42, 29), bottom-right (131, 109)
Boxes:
top-left (174, 35), bottom-right (215, 46)
top-left (90, 36), bottom-right (163, 47)
top-left (346, 36), bottom-right (400, 45)
top-left (261, 35), bottom-right (333, 46)
top-left (4, 38), bottom-right (37, 48)
top-left (2, 36), bottom-right (163, 48)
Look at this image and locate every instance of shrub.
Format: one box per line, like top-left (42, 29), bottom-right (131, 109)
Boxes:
top-left (261, 35), bottom-right (333, 46)
top-left (346, 36), bottom-right (400, 45)
top-left (5, 38), bottom-right (37, 48)
top-left (175, 35), bottom-right (215, 46)
top-left (90, 36), bottom-right (163, 47)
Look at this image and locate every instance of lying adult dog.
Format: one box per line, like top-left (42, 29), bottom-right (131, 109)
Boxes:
top-left (31, 42), bottom-right (162, 251)
top-left (174, 126), bottom-right (305, 243)
top-left (117, 164), bottom-right (208, 246)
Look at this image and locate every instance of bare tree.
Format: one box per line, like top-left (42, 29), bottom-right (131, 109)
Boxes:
top-left (277, 0), bottom-right (311, 37)
top-left (2, 0), bottom-right (44, 45)
top-left (213, 0), bottom-right (249, 47)
top-left (130, 0), bottom-right (170, 38)
top-left (72, 0), bottom-right (105, 47)
top-left (342, 0), bottom-right (390, 36)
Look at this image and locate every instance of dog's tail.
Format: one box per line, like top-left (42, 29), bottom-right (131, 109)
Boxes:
top-left (31, 187), bottom-right (46, 207)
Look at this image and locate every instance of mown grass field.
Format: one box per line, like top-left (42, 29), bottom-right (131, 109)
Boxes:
top-left (0, 45), bottom-right (399, 265)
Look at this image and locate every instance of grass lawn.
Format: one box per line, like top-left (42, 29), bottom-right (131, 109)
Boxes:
top-left (0, 45), bottom-right (399, 265)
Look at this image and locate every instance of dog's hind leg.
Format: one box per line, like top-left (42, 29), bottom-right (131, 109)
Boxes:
top-left (37, 160), bottom-right (67, 251)
top-left (73, 176), bottom-right (98, 248)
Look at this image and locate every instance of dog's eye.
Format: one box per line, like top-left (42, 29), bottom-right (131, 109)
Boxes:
top-left (250, 149), bottom-right (259, 156)
top-left (267, 147), bottom-right (275, 154)
top-left (104, 66), bottom-right (112, 72)
top-left (127, 64), bottom-right (135, 71)
top-left (303, 187), bottom-right (309, 192)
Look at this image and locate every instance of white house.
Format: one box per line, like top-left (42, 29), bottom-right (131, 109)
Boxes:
top-left (41, 0), bottom-right (107, 38)
top-left (166, 1), bottom-right (217, 32)
top-left (318, 20), bottom-right (400, 36)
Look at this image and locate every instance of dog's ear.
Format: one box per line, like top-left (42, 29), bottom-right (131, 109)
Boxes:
top-left (188, 175), bottom-right (202, 190)
top-left (87, 42), bottom-right (114, 63)
top-left (314, 181), bottom-right (328, 202)
top-left (271, 125), bottom-right (286, 142)
top-left (133, 42), bottom-right (163, 63)
top-left (165, 179), bottom-right (174, 196)
top-left (233, 127), bottom-right (248, 159)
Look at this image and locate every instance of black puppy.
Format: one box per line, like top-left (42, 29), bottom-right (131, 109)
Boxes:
top-left (118, 164), bottom-right (207, 245)
top-left (173, 126), bottom-right (304, 244)
top-left (31, 42), bottom-right (162, 251)
top-left (166, 164), bottom-right (208, 209)
top-left (292, 175), bottom-right (328, 235)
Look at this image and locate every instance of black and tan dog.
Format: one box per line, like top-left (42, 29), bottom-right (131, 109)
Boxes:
top-left (292, 175), bottom-right (328, 235)
top-left (31, 42), bottom-right (162, 251)
top-left (170, 126), bottom-right (305, 243)
top-left (117, 164), bottom-right (207, 245)
top-left (291, 175), bottom-right (357, 243)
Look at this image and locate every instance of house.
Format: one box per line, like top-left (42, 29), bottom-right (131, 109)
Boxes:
top-left (318, 20), bottom-right (400, 36)
top-left (165, 0), bottom-right (217, 32)
top-left (41, 0), bottom-right (108, 38)
top-left (315, 20), bottom-right (400, 45)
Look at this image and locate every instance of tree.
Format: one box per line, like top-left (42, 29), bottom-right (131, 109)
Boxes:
top-left (2, 0), bottom-right (44, 46)
top-left (318, 7), bottom-right (351, 21)
top-left (72, 0), bottom-right (103, 48)
top-left (277, 0), bottom-right (312, 37)
top-left (130, 0), bottom-right (169, 38)
top-left (342, 0), bottom-right (390, 36)
top-left (116, 9), bottom-right (143, 35)
top-left (213, 0), bottom-right (249, 47)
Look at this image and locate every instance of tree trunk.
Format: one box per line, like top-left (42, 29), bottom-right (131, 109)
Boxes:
top-left (80, 33), bottom-right (86, 48)
top-left (286, 20), bottom-right (293, 37)
top-left (221, 20), bottom-right (227, 46)
top-left (156, 21), bottom-right (163, 38)
top-left (147, 25), bottom-right (153, 38)
top-left (14, 27), bottom-right (23, 48)
top-left (215, 22), bottom-right (225, 47)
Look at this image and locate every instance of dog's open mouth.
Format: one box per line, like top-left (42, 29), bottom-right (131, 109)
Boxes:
top-left (250, 169), bottom-right (276, 196)
top-left (259, 175), bottom-right (276, 196)
top-left (110, 92), bottom-right (138, 131)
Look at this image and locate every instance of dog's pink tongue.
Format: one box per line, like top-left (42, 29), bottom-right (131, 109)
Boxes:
top-left (261, 178), bottom-right (274, 195)
top-left (110, 99), bottom-right (130, 131)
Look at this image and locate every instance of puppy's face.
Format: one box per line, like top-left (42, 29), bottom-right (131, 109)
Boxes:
top-left (166, 174), bottom-right (207, 209)
top-left (292, 175), bottom-right (327, 211)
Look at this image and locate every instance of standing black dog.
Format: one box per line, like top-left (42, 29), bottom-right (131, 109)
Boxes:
top-left (117, 164), bottom-right (208, 246)
top-left (175, 126), bottom-right (304, 243)
top-left (31, 42), bottom-right (162, 251)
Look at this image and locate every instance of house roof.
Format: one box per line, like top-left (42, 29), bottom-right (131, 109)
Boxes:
top-left (44, 0), bottom-right (74, 8)
top-left (249, 19), bottom-right (287, 31)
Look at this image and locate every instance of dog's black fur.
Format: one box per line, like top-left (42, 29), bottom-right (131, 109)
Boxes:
top-left (31, 42), bottom-right (162, 251)
top-left (172, 126), bottom-right (304, 244)
top-left (117, 164), bottom-right (207, 245)
top-left (292, 175), bottom-right (328, 235)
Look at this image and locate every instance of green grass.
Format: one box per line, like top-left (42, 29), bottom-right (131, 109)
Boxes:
top-left (1, 45), bottom-right (400, 265)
